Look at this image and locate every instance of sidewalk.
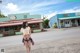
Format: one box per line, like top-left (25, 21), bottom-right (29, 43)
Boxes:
top-left (3, 37), bottom-right (80, 53)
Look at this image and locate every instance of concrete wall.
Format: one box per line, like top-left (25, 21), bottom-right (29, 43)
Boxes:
top-left (8, 13), bottom-right (41, 20)
top-left (27, 15), bottom-right (41, 19)
top-left (76, 12), bottom-right (80, 16)
top-left (0, 17), bottom-right (10, 22)
top-left (8, 13), bottom-right (29, 20)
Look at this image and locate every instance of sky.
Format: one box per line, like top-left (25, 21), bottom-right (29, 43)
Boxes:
top-left (0, 0), bottom-right (80, 19)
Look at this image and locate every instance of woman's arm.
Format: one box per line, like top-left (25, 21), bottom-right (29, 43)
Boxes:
top-left (29, 27), bottom-right (31, 35)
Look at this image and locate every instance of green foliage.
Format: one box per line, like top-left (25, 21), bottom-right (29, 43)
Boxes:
top-left (53, 23), bottom-right (57, 28)
top-left (43, 19), bottom-right (50, 28)
top-left (0, 13), bottom-right (6, 18)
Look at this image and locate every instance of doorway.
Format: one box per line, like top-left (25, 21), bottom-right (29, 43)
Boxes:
top-left (71, 19), bottom-right (76, 27)
top-left (64, 20), bottom-right (71, 27)
top-left (77, 19), bottom-right (80, 26)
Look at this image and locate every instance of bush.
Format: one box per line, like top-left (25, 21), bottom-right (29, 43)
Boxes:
top-left (0, 13), bottom-right (6, 18)
top-left (53, 23), bottom-right (57, 28)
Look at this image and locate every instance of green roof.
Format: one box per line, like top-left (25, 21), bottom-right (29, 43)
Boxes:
top-left (0, 17), bottom-right (10, 22)
top-left (59, 16), bottom-right (80, 20)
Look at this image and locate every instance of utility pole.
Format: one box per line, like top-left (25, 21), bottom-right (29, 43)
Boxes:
top-left (0, 0), bottom-right (2, 14)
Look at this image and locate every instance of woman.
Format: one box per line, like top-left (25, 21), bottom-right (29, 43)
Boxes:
top-left (20, 22), bottom-right (34, 53)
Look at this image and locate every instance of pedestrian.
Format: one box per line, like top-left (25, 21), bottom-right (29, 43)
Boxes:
top-left (20, 21), bottom-right (34, 53)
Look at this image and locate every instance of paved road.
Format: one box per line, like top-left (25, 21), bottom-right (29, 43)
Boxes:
top-left (4, 38), bottom-right (80, 53)
top-left (0, 27), bottom-right (80, 48)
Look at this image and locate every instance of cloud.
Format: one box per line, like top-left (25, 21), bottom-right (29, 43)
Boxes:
top-left (32, 0), bottom-right (64, 9)
top-left (46, 7), bottom-right (80, 19)
top-left (21, 1), bottom-right (61, 14)
top-left (47, 12), bottom-right (57, 19)
top-left (3, 0), bottom-right (63, 15)
top-left (6, 3), bottom-right (20, 12)
top-left (33, 2), bottom-right (57, 8)
top-left (61, 7), bottom-right (80, 13)
top-left (63, 9), bottom-right (80, 13)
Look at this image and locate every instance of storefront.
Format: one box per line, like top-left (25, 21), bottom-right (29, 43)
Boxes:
top-left (59, 17), bottom-right (80, 28)
top-left (0, 19), bottom-right (43, 36)
top-left (49, 12), bottom-right (80, 28)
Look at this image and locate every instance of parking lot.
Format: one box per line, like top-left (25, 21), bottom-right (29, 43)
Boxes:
top-left (0, 27), bottom-right (80, 53)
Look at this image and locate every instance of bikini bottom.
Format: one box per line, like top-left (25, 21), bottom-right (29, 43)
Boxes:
top-left (22, 37), bottom-right (34, 45)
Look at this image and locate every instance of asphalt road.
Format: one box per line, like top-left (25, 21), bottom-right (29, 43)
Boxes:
top-left (0, 27), bottom-right (80, 48)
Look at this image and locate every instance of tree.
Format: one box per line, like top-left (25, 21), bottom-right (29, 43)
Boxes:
top-left (43, 19), bottom-right (50, 28)
top-left (0, 13), bottom-right (6, 18)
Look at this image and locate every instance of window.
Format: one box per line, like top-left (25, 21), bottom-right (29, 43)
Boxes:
top-left (5, 27), bottom-right (9, 31)
top-left (65, 22), bottom-right (67, 24)
top-left (29, 23), bottom-right (40, 29)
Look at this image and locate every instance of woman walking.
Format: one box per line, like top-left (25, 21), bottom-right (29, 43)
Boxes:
top-left (20, 22), bottom-right (34, 53)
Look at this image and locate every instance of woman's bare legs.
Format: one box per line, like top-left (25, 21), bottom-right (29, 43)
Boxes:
top-left (23, 34), bottom-right (32, 53)
top-left (28, 41), bottom-right (31, 52)
top-left (24, 41), bottom-right (31, 53)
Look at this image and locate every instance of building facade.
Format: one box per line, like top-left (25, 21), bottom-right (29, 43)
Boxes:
top-left (49, 12), bottom-right (80, 28)
top-left (0, 13), bottom-right (43, 36)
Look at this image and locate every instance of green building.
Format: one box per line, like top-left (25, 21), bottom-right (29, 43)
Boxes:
top-left (0, 13), bottom-right (43, 36)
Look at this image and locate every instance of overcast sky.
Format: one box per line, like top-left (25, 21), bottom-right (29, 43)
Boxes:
top-left (0, 0), bottom-right (80, 18)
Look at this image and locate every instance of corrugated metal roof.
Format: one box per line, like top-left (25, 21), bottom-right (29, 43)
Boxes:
top-left (0, 22), bottom-right (22, 27)
top-left (0, 19), bottom-right (43, 27)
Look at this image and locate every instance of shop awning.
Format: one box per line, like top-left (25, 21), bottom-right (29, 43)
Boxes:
top-left (59, 16), bottom-right (80, 20)
top-left (28, 19), bottom-right (43, 24)
top-left (0, 19), bottom-right (43, 27)
top-left (0, 22), bottom-right (23, 27)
